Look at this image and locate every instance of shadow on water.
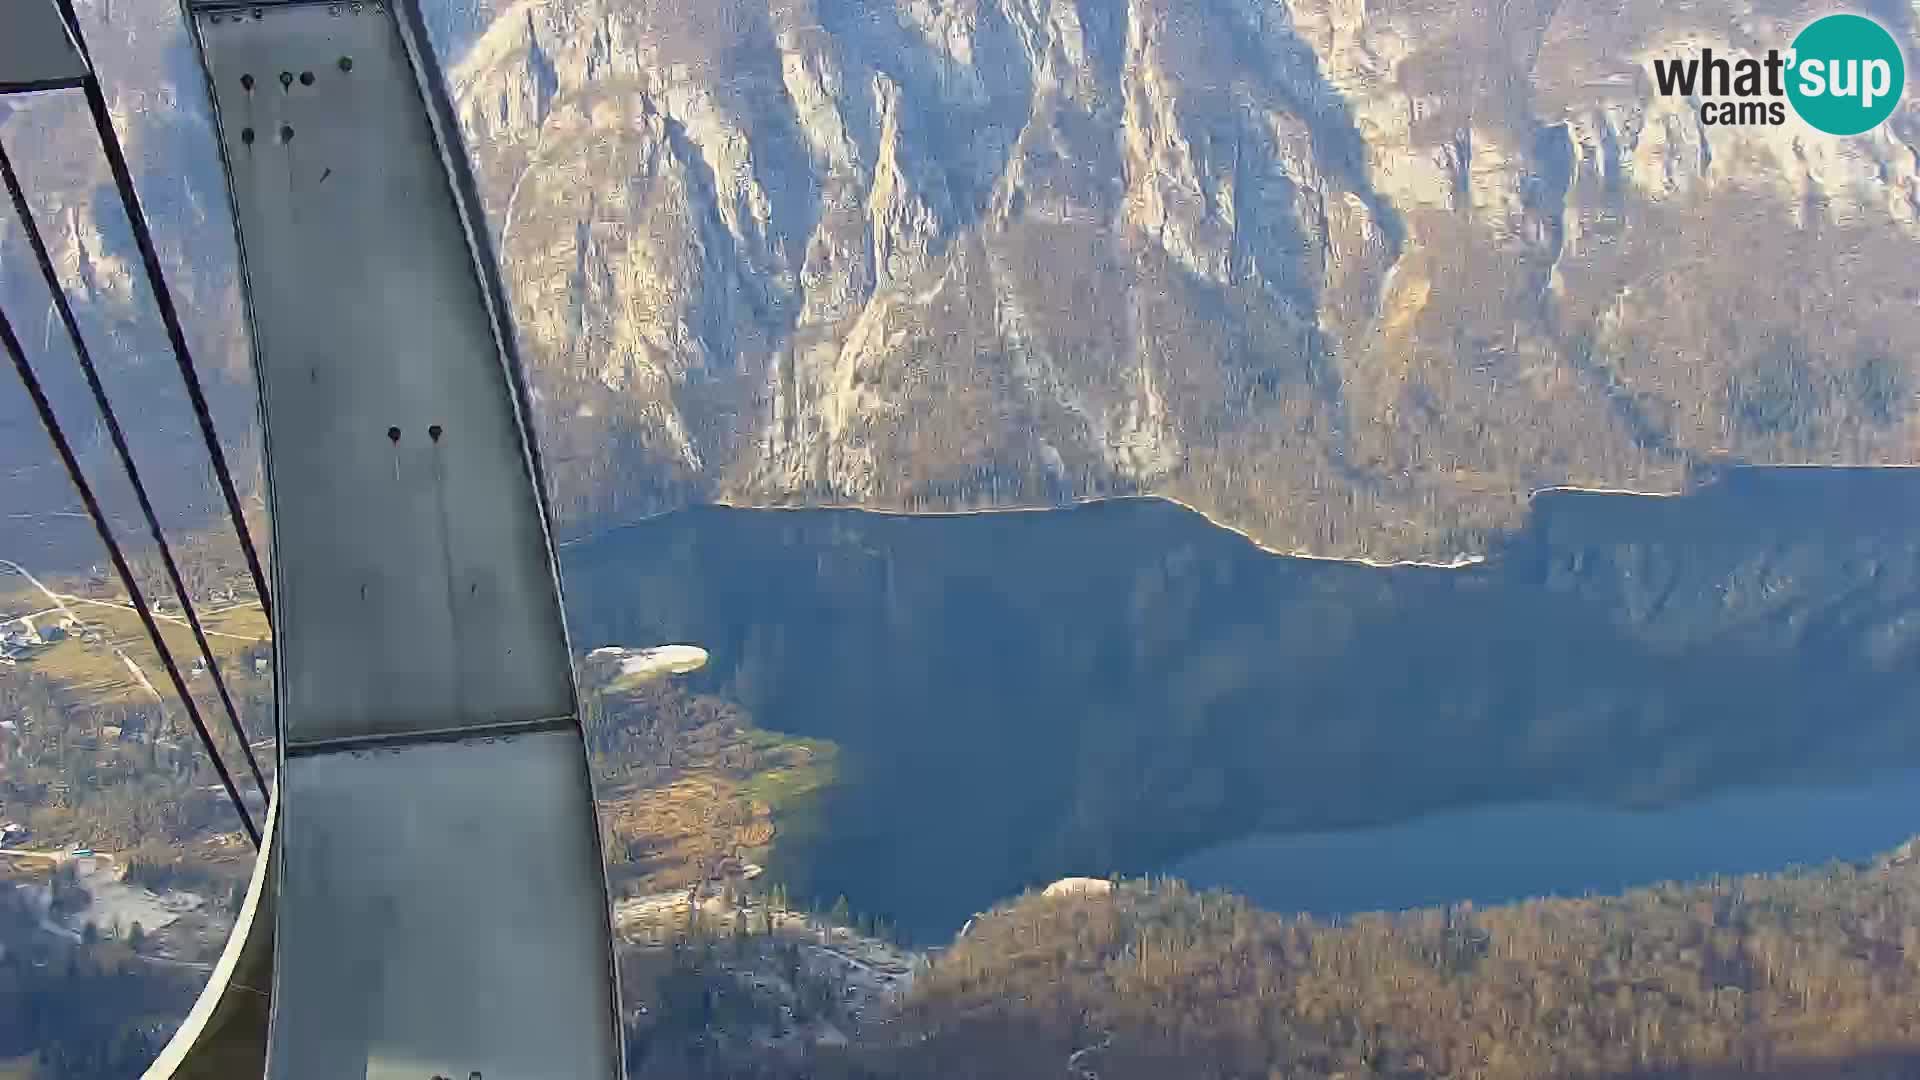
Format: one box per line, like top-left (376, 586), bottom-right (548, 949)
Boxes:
top-left (562, 468), bottom-right (1920, 940)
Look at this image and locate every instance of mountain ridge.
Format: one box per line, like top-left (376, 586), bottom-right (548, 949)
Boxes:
top-left (446, 0), bottom-right (1920, 559)
top-left (2, 0), bottom-right (1917, 563)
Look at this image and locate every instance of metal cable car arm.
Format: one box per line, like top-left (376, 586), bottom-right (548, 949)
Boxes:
top-left (143, 0), bottom-right (624, 1074)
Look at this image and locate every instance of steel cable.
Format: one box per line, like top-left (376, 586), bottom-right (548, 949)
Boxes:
top-left (53, 0), bottom-right (275, 629)
top-left (0, 302), bottom-right (260, 847)
top-left (0, 137), bottom-right (269, 802)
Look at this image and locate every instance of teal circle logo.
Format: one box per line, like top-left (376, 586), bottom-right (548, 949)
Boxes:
top-left (1787, 14), bottom-right (1905, 135)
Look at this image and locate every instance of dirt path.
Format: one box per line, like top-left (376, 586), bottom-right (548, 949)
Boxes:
top-left (0, 559), bottom-right (165, 700)
top-left (1, 559), bottom-right (264, 639)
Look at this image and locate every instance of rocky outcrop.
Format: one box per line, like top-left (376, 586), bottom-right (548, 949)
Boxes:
top-left (1042, 876), bottom-right (1114, 899)
top-left (4, 0), bottom-right (1917, 561)
top-left (435, 0), bottom-right (1919, 559)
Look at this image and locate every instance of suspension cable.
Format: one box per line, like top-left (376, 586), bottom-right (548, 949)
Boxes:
top-left (0, 139), bottom-right (268, 802)
top-left (51, 0), bottom-right (274, 629)
top-left (0, 304), bottom-right (260, 848)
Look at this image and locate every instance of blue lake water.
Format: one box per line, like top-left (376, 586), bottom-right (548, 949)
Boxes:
top-left (1168, 769), bottom-right (1920, 917)
top-left (565, 469), bottom-right (1920, 939)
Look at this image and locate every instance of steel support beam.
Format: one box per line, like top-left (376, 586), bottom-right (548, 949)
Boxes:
top-left (149, 1), bottom-right (623, 1075)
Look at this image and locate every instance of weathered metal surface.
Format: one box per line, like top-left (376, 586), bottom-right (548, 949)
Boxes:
top-left (271, 733), bottom-right (618, 1078)
top-left (0, 0), bottom-right (89, 93)
top-left (195, 0), bottom-right (573, 746)
top-left (167, 1), bottom-right (624, 1076)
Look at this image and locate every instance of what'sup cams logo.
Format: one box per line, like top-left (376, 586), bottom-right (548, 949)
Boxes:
top-left (1651, 14), bottom-right (1906, 134)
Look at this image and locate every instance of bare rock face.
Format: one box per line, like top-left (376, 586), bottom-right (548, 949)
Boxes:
top-left (4, 0), bottom-right (1917, 561)
top-left (434, 0), bottom-right (1919, 559)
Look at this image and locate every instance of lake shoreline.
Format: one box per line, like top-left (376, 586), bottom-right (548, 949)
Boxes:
top-left (562, 465), bottom-right (1920, 939)
top-left (558, 464), bottom-right (1919, 575)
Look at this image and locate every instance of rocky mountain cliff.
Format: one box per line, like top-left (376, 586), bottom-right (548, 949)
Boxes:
top-left (446, 0), bottom-right (1920, 558)
top-left (3, 0), bottom-right (1918, 560)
